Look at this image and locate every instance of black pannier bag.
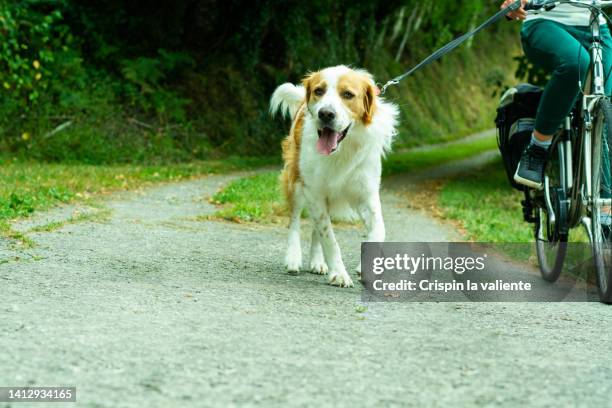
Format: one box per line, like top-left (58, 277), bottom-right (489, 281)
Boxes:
top-left (495, 83), bottom-right (543, 191)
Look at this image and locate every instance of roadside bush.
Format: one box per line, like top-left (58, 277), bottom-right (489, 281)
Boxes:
top-left (120, 49), bottom-right (194, 124)
top-left (0, 0), bottom-right (520, 163)
top-left (0, 1), bottom-right (74, 111)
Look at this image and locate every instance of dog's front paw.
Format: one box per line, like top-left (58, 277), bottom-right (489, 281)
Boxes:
top-left (285, 251), bottom-right (302, 275)
top-left (328, 269), bottom-right (354, 288)
top-left (310, 259), bottom-right (329, 275)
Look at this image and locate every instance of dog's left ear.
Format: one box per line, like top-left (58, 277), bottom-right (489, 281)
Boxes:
top-left (363, 82), bottom-right (377, 125)
top-left (302, 72), bottom-right (315, 104)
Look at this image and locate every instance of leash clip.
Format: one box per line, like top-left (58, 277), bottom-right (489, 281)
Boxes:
top-left (380, 79), bottom-right (399, 95)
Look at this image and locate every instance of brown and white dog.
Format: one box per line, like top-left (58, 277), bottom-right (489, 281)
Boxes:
top-left (270, 65), bottom-right (399, 287)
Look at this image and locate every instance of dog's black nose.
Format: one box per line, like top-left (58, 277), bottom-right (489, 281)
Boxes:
top-left (318, 109), bottom-right (335, 123)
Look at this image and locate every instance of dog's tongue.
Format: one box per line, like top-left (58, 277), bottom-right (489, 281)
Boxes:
top-left (317, 128), bottom-right (341, 156)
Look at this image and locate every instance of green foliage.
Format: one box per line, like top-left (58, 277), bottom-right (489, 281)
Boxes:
top-left (0, 0), bottom-right (91, 157)
top-left (514, 55), bottom-right (550, 87)
top-left (0, 0), bottom-right (520, 163)
top-left (0, 0), bottom-right (75, 110)
top-left (120, 49), bottom-right (194, 124)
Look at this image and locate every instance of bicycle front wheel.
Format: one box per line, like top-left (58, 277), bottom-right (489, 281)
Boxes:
top-left (535, 139), bottom-right (568, 283)
top-left (536, 207), bottom-right (568, 283)
top-left (590, 98), bottom-right (612, 304)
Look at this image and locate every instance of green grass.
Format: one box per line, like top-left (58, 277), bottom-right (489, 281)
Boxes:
top-left (211, 135), bottom-right (498, 223)
top-left (438, 158), bottom-right (591, 243)
top-left (382, 135), bottom-right (497, 176)
top-left (438, 158), bottom-right (532, 243)
top-left (436, 159), bottom-right (537, 261)
top-left (438, 158), bottom-right (594, 272)
top-left (0, 156), bottom-right (278, 238)
top-left (28, 208), bottom-right (113, 233)
top-left (211, 172), bottom-right (284, 223)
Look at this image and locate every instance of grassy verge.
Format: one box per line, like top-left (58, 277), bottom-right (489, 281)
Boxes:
top-left (437, 158), bottom-right (530, 243)
top-left (211, 135), bottom-right (498, 223)
top-left (383, 135), bottom-right (497, 176)
top-left (437, 158), bottom-right (600, 284)
top-left (209, 172), bottom-right (284, 223)
top-left (437, 156), bottom-right (591, 278)
top-left (0, 156), bottom-right (278, 238)
top-left (438, 158), bottom-right (590, 243)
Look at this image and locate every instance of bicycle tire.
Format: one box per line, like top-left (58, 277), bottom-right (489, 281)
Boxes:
top-left (590, 98), bottom-right (612, 303)
top-left (536, 210), bottom-right (568, 283)
top-left (535, 139), bottom-right (568, 283)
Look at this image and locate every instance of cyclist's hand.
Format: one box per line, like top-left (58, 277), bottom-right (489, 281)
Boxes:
top-left (501, 0), bottom-right (528, 20)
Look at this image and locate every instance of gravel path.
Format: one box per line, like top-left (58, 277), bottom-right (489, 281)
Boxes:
top-left (1, 156), bottom-right (611, 407)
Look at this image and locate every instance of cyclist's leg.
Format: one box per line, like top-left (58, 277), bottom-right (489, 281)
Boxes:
top-left (515, 20), bottom-right (590, 188)
top-left (521, 20), bottom-right (590, 136)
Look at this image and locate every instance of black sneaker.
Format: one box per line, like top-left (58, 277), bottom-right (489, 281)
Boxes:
top-left (514, 143), bottom-right (548, 189)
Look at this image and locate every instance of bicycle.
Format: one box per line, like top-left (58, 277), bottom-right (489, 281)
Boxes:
top-left (520, 0), bottom-right (612, 303)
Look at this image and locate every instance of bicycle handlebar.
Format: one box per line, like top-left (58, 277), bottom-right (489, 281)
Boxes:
top-left (523, 0), bottom-right (612, 11)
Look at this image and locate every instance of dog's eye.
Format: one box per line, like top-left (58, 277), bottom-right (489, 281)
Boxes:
top-left (342, 91), bottom-right (355, 100)
top-left (314, 87), bottom-right (325, 97)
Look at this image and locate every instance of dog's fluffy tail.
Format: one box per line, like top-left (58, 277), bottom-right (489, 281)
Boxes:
top-left (270, 83), bottom-right (305, 120)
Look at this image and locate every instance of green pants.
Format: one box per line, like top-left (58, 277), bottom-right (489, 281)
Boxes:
top-left (522, 19), bottom-right (611, 198)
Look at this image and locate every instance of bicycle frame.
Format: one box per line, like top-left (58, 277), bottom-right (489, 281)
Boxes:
top-left (522, 0), bottom-right (612, 302)
top-left (536, 0), bottom-right (612, 240)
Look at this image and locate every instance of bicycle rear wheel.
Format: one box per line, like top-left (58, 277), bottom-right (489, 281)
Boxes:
top-left (590, 98), bottom-right (612, 303)
top-left (535, 139), bottom-right (568, 283)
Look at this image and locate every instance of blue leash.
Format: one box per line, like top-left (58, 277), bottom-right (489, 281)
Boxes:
top-left (380, 0), bottom-right (524, 95)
